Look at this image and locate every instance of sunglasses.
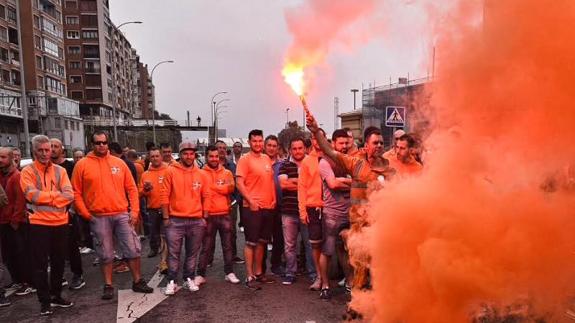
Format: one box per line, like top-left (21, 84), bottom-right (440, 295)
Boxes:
top-left (93, 141), bottom-right (108, 146)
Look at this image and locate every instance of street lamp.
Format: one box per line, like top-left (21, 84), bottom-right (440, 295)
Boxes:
top-left (150, 60), bottom-right (175, 144)
top-left (111, 21), bottom-right (142, 142)
top-left (210, 91), bottom-right (227, 143)
top-left (214, 98), bottom-right (230, 142)
top-left (285, 107), bottom-right (290, 128)
top-left (196, 116), bottom-right (201, 126)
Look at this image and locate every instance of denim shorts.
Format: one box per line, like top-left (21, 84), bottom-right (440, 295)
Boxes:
top-left (90, 213), bottom-right (141, 264)
top-left (321, 210), bottom-right (349, 256)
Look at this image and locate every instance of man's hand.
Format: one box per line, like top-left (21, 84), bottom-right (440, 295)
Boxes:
top-left (306, 112), bottom-right (319, 134)
top-left (129, 214), bottom-right (139, 227)
top-left (300, 212), bottom-right (309, 225)
top-left (143, 182), bottom-right (153, 192)
top-left (9, 221), bottom-right (19, 230)
top-left (248, 200), bottom-right (260, 212)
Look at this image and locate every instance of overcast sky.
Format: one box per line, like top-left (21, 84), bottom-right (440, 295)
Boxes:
top-left (109, 0), bottom-right (432, 139)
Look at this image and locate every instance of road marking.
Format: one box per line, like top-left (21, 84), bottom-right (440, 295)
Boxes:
top-left (116, 270), bottom-right (167, 323)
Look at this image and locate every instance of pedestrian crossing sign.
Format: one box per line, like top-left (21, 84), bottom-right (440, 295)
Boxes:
top-left (385, 106), bottom-right (406, 127)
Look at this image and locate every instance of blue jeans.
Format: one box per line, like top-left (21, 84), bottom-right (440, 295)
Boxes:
top-left (198, 215), bottom-right (234, 276)
top-left (281, 215), bottom-right (316, 278)
top-left (165, 217), bottom-right (206, 282)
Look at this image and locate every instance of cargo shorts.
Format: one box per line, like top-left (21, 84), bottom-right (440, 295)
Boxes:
top-left (90, 213), bottom-right (141, 264)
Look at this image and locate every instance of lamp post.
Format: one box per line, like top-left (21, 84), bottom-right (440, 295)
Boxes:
top-left (214, 98), bottom-right (229, 142)
top-left (150, 60), bottom-right (175, 144)
top-left (285, 107), bottom-right (290, 128)
top-left (210, 91), bottom-right (227, 144)
top-left (196, 116), bottom-right (201, 127)
top-left (111, 21), bottom-right (142, 142)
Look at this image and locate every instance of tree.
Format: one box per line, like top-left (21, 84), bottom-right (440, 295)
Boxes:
top-left (277, 121), bottom-right (309, 151)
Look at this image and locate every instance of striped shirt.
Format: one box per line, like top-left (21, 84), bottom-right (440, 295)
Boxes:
top-left (279, 160), bottom-right (299, 217)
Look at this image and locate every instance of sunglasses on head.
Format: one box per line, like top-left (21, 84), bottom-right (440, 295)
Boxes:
top-left (93, 141), bottom-right (108, 146)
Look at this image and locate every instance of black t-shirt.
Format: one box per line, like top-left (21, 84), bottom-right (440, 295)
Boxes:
top-left (278, 160), bottom-right (299, 217)
top-left (57, 159), bottom-right (75, 180)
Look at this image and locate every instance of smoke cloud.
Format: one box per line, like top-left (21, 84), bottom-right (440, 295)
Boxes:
top-left (348, 0), bottom-right (575, 322)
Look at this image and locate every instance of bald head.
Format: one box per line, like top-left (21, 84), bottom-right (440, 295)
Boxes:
top-left (50, 138), bottom-right (65, 162)
top-left (0, 147), bottom-right (14, 170)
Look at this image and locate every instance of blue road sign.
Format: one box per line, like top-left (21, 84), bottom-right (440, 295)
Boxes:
top-left (385, 106), bottom-right (406, 127)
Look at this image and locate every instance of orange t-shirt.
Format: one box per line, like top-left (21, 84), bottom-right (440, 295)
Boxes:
top-left (298, 153), bottom-right (323, 215)
top-left (236, 152), bottom-right (276, 209)
top-left (388, 156), bottom-right (423, 176)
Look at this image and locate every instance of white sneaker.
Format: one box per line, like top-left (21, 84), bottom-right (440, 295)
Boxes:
top-left (194, 275), bottom-right (206, 286)
top-left (338, 278), bottom-right (346, 287)
top-left (164, 280), bottom-right (177, 295)
top-left (79, 247), bottom-right (94, 254)
top-left (225, 273), bottom-right (240, 284)
top-left (184, 278), bottom-right (199, 292)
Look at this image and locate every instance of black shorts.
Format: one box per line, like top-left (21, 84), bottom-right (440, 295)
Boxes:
top-left (307, 207), bottom-right (323, 246)
top-left (241, 207), bottom-right (274, 246)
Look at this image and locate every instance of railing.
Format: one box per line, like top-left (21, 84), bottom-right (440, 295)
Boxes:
top-left (82, 118), bottom-right (207, 128)
top-left (0, 105), bottom-right (22, 118)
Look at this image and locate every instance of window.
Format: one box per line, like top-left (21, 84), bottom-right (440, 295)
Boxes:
top-left (42, 17), bottom-right (63, 38)
top-left (80, 14), bottom-right (98, 26)
top-left (84, 60), bottom-right (100, 73)
top-left (43, 38), bottom-right (60, 57)
top-left (82, 30), bottom-right (98, 39)
top-left (45, 76), bottom-right (66, 95)
top-left (85, 89), bottom-right (102, 100)
top-left (33, 15), bottom-right (40, 29)
top-left (34, 35), bottom-right (41, 50)
top-left (11, 70), bottom-right (21, 85)
top-left (65, 1), bottom-right (77, 9)
top-left (66, 30), bottom-right (80, 39)
top-left (6, 6), bottom-right (16, 23)
top-left (44, 57), bottom-right (65, 77)
top-left (0, 27), bottom-right (6, 42)
top-left (65, 16), bottom-right (79, 25)
top-left (7, 28), bottom-right (18, 45)
top-left (35, 56), bottom-right (42, 69)
top-left (83, 45), bottom-right (99, 58)
top-left (65, 120), bottom-right (69, 130)
top-left (37, 76), bottom-right (44, 89)
top-left (68, 46), bottom-right (80, 54)
top-left (69, 61), bottom-right (80, 69)
top-left (54, 117), bottom-right (61, 129)
top-left (71, 91), bottom-right (83, 100)
top-left (70, 75), bottom-right (82, 84)
top-left (1, 70), bottom-right (9, 83)
top-left (0, 5), bottom-right (5, 20)
top-left (79, 0), bottom-right (97, 11)
top-left (0, 48), bottom-right (7, 62)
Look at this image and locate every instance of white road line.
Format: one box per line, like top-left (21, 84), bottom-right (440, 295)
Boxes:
top-left (116, 270), bottom-right (168, 323)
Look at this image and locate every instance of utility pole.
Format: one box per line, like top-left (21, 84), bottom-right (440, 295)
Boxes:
top-left (334, 97), bottom-right (339, 130)
top-left (351, 89), bottom-right (359, 110)
top-left (15, 0), bottom-right (30, 157)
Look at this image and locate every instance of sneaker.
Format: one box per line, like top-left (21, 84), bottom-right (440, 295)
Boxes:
top-left (61, 278), bottom-right (68, 287)
top-left (225, 273), bottom-right (240, 284)
top-left (282, 275), bottom-right (296, 285)
top-left (79, 247), bottom-right (94, 254)
top-left (164, 280), bottom-right (177, 295)
top-left (4, 283), bottom-right (21, 291)
top-left (232, 256), bottom-right (245, 264)
top-left (244, 276), bottom-right (261, 290)
top-left (15, 284), bottom-right (35, 296)
top-left (50, 296), bottom-right (74, 308)
top-left (345, 284), bottom-right (352, 294)
top-left (40, 303), bottom-right (53, 316)
top-left (0, 294), bottom-right (11, 307)
top-left (194, 275), bottom-right (206, 286)
top-left (338, 277), bottom-right (346, 287)
top-left (309, 277), bottom-right (322, 291)
top-left (101, 284), bottom-right (114, 300)
top-left (113, 261), bottom-right (130, 273)
top-left (132, 279), bottom-right (153, 294)
top-left (183, 278), bottom-right (199, 292)
top-left (319, 288), bottom-right (331, 300)
top-left (255, 274), bottom-right (275, 284)
top-left (69, 275), bottom-right (86, 290)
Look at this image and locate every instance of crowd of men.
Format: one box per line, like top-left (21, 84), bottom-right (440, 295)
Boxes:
top-left (0, 110), bottom-right (423, 318)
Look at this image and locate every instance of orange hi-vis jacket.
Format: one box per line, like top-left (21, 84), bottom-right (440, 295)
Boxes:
top-left (71, 152), bottom-right (139, 219)
top-left (201, 165), bottom-right (235, 216)
top-left (20, 160), bottom-right (73, 226)
top-left (161, 162), bottom-right (208, 218)
top-left (138, 163), bottom-right (168, 209)
top-left (298, 151), bottom-right (324, 217)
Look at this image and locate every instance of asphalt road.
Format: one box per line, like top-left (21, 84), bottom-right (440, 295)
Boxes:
top-left (0, 234), bottom-right (348, 323)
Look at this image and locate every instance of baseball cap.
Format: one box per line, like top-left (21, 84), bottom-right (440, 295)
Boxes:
top-left (393, 129), bottom-right (406, 139)
top-left (178, 141), bottom-right (197, 152)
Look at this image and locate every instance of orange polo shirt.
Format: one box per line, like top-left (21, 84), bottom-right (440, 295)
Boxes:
top-left (139, 163), bottom-right (168, 209)
top-left (298, 151), bottom-right (323, 216)
top-left (236, 152), bottom-right (276, 209)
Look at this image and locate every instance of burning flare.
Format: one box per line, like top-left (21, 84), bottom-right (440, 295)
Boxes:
top-left (282, 64), bottom-right (305, 96)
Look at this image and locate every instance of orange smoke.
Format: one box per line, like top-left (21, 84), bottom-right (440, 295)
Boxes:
top-left (281, 0), bottom-right (376, 95)
top-left (350, 0), bottom-right (575, 322)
